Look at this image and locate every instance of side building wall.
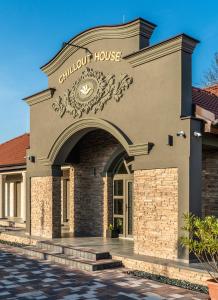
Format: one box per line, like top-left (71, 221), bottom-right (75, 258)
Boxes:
top-left (202, 148), bottom-right (218, 217)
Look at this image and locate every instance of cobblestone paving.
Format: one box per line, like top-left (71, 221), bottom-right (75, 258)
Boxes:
top-left (0, 245), bottom-right (208, 300)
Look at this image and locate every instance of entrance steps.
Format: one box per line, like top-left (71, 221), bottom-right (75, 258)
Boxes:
top-left (19, 240), bottom-right (122, 271)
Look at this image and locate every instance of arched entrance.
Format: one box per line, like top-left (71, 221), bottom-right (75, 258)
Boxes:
top-left (112, 157), bottom-right (133, 238)
top-left (28, 121), bottom-right (136, 240)
top-left (59, 129), bottom-right (134, 239)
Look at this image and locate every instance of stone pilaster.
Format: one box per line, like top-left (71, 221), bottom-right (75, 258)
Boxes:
top-left (103, 175), bottom-right (113, 237)
top-left (9, 182), bottom-right (14, 217)
top-left (134, 168), bottom-right (179, 260)
top-left (31, 176), bottom-right (61, 238)
top-left (68, 166), bottom-right (75, 234)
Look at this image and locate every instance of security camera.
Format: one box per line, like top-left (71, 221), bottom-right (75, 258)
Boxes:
top-left (28, 155), bottom-right (35, 163)
top-left (176, 131), bottom-right (186, 137)
top-left (193, 131), bottom-right (202, 138)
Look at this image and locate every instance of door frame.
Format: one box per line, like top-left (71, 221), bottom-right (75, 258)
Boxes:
top-left (113, 174), bottom-right (133, 239)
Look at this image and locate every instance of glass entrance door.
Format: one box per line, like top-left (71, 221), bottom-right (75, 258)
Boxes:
top-left (113, 158), bottom-right (133, 238)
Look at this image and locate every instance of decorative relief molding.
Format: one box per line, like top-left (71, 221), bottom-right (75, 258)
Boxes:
top-left (124, 34), bottom-right (199, 68)
top-left (24, 88), bottom-right (56, 106)
top-left (41, 18), bottom-right (156, 76)
top-left (38, 118), bottom-right (152, 165)
top-left (52, 68), bottom-right (133, 118)
top-left (39, 141), bottom-right (152, 166)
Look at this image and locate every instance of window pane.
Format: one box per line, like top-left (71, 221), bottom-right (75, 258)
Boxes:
top-left (114, 198), bottom-right (123, 215)
top-left (116, 162), bottom-right (128, 174)
top-left (114, 217), bottom-right (123, 234)
top-left (114, 180), bottom-right (123, 196)
top-left (128, 182), bottom-right (133, 235)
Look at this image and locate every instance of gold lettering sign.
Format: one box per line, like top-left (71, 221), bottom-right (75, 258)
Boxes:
top-left (59, 51), bottom-right (122, 84)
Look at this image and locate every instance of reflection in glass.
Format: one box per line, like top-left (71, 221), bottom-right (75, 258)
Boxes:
top-left (116, 161), bottom-right (128, 174)
top-left (114, 180), bottom-right (123, 196)
top-left (114, 217), bottom-right (123, 234)
top-left (128, 182), bottom-right (133, 235)
top-left (114, 198), bottom-right (123, 215)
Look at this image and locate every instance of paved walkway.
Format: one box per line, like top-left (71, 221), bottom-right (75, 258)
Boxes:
top-left (0, 245), bottom-right (208, 300)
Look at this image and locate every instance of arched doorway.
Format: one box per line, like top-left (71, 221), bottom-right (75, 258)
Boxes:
top-left (113, 156), bottom-right (133, 238)
top-left (60, 129), bottom-right (131, 238)
top-left (58, 129), bottom-right (134, 239)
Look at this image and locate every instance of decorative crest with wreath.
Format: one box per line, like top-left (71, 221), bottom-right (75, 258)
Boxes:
top-left (52, 68), bottom-right (133, 118)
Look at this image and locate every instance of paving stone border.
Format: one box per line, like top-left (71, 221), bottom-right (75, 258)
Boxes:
top-left (126, 270), bottom-right (209, 294)
top-left (0, 240), bottom-right (25, 248)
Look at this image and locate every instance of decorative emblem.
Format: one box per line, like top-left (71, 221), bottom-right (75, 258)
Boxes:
top-left (52, 67), bottom-right (133, 118)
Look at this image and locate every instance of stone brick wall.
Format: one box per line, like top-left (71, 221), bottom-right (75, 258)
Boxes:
top-left (68, 130), bottom-right (121, 237)
top-left (112, 254), bottom-right (210, 286)
top-left (202, 148), bottom-right (218, 217)
top-left (103, 176), bottom-right (113, 237)
top-left (31, 176), bottom-right (61, 238)
top-left (133, 168), bottom-right (179, 260)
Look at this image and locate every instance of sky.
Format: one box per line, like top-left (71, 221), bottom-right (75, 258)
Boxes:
top-left (0, 0), bottom-right (218, 143)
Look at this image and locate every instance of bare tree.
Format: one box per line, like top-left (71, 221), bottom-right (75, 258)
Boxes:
top-left (204, 52), bottom-right (218, 86)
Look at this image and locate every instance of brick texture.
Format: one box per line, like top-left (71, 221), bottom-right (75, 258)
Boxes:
top-left (112, 255), bottom-right (210, 286)
top-left (133, 168), bottom-right (179, 260)
top-left (202, 148), bottom-right (218, 217)
top-left (68, 130), bottom-right (121, 237)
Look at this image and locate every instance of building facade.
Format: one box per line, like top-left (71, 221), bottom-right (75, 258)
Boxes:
top-left (1, 18), bottom-right (218, 263)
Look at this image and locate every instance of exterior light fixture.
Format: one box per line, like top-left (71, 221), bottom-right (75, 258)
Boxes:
top-left (28, 155), bottom-right (35, 163)
top-left (176, 131), bottom-right (186, 138)
top-left (193, 131), bottom-right (202, 138)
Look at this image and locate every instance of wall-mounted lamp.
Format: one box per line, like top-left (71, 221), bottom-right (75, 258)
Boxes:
top-left (28, 156), bottom-right (35, 163)
top-left (176, 131), bottom-right (186, 138)
top-left (193, 131), bottom-right (202, 138)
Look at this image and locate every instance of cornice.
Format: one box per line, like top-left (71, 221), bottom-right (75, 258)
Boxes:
top-left (41, 18), bottom-right (156, 76)
top-left (36, 118), bottom-right (153, 165)
top-left (129, 143), bottom-right (150, 156)
top-left (124, 34), bottom-right (199, 68)
top-left (24, 88), bottom-right (56, 106)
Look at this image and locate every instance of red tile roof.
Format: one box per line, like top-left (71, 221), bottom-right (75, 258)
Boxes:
top-left (0, 133), bottom-right (30, 168)
top-left (192, 86), bottom-right (218, 119)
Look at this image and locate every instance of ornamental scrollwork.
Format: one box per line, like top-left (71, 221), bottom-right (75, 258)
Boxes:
top-left (52, 67), bottom-right (133, 118)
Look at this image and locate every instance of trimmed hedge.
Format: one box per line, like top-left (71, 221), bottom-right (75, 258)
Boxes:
top-left (126, 270), bottom-right (208, 294)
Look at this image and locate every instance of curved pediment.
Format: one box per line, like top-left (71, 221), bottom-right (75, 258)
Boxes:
top-left (41, 18), bottom-right (156, 76)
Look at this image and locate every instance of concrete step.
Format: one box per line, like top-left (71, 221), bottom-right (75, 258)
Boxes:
top-left (37, 241), bottom-right (111, 261)
top-left (20, 246), bottom-right (122, 271)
